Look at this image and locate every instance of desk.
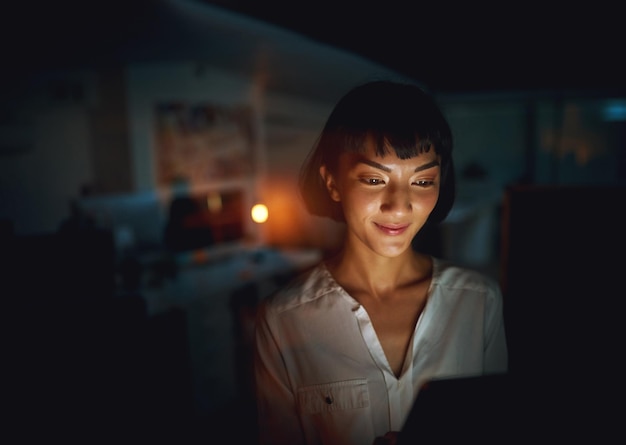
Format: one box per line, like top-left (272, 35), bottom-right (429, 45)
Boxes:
top-left (141, 246), bottom-right (321, 315)
top-left (139, 246), bottom-right (322, 415)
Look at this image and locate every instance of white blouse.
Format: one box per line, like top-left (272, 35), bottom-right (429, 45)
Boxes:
top-left (254, 257), bottom-right (508, 445)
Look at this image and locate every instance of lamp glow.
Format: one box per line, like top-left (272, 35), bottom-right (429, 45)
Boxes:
top-left (251, 203), bottom-right (268, 223)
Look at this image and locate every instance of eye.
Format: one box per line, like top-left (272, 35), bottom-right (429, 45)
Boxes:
top-left (412, 180), bottom-right (435, 187)
top-left (361, 178), bottom-right (385, 185)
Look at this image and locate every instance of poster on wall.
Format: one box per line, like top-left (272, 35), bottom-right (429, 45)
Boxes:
top-left (153, 102), bottom-right (256, 189)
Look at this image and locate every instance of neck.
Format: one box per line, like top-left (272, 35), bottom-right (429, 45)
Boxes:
top-left (326, 246), bottom-right (430, 297)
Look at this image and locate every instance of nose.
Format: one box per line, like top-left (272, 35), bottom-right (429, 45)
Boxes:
top-left (380, 185), bottom-right (412, 215)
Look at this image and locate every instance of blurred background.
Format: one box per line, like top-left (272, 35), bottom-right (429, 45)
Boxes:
top-left (2, 0), bottom-right (624, 442)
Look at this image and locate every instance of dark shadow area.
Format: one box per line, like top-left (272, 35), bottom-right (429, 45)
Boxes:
top-left (411, 222), bottom-right (443, 259)
top-left (499, 184), bottom-right (625, 440)
top-left (3, 223), bottom-right (310, 443)
top-left (4, 230), bottom-right (198, 441)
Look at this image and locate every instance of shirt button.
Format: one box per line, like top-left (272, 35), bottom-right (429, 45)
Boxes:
top-left (325, 395), bottom-right (333, 404)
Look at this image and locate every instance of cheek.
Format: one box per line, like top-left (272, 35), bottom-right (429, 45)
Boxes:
top-left (414, 190), bottom-right (440, 212)
top-left (341, 189), bottom-right (377, 215)
top-left (428, 191), bottom-right (440, 208)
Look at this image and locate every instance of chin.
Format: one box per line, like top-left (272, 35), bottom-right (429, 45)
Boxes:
top-left (375, 242), bottom-right (412, 258)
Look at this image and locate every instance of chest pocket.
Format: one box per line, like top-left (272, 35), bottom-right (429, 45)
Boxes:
top-left (297, 379), bottom-right (370, 414)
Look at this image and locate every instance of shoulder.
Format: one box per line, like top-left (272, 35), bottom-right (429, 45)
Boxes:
top-left (431, 257), bottom-right (501, 297)
top-left (259, 263), bottom-right (339, 315)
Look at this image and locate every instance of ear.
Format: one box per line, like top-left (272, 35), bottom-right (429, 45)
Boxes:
top-left (319, 165), bottom-right (341, 202)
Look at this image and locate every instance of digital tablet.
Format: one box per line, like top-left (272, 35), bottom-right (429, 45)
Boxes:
top-left (397, 373), bottom-right (514, 445)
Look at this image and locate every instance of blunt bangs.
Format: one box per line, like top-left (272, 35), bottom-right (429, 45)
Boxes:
top-left (320, 82), bottom-right (453, 163)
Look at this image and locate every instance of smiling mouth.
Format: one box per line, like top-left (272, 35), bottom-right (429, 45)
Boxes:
top-left (374, 223), bottom-right (409, 236)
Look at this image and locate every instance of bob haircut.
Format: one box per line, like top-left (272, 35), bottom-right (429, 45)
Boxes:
top-left (298, 80), bottom-right (455, 224)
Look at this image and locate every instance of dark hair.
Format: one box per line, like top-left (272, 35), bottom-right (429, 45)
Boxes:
top-left (298, 80), bottom-right (455, 224)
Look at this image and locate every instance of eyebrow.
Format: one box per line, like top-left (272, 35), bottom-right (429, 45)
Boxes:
top-left (357, 158), bottom-right (440, 173)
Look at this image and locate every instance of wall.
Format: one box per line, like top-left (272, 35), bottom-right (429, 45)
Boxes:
top-left (534, 97), bottom-right (626, 184)
top-left (126, 62), bottom-right (266, 245)
top-left (260, 91), bottom-right (345, 251)
top-left (123, 61), bottom-right (365, 251)
top-left (0, 71), bottom-right (98, 234)
top-left (441, 94), bottom-right (626, 190)
top-left (435, 94), bottom-right (625, 271)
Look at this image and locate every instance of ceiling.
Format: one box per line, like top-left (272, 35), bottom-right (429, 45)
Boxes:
top-left (3, 0), bottom-right (624, 103)
top-left (202, 1), bottom-right (626, 97)
top-left (1, 0), bottom-right (413, 105)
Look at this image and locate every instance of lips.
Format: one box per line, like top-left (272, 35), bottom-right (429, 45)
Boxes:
top-left (374, 222), bottom-right (410, 236)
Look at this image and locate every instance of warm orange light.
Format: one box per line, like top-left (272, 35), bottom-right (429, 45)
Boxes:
top-left (251, 203), bottom-right (269, 223)
top-left (206, 192), bottom-right (222, 213)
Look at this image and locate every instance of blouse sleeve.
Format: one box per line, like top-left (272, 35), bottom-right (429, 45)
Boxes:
top-left (483, 283), bottom-right (509, 374)
top-left (254, 301), bottom-right (306, 445)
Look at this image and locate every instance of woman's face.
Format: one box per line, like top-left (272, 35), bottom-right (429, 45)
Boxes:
top-left (321, 136), bottom-right (441, 258)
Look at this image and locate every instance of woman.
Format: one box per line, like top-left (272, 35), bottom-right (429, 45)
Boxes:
top-left (254, 80), bottom-right (508, 445)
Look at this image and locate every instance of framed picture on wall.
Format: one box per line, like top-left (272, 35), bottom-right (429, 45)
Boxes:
top-left (153, 102), bottom-right (256, 188)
